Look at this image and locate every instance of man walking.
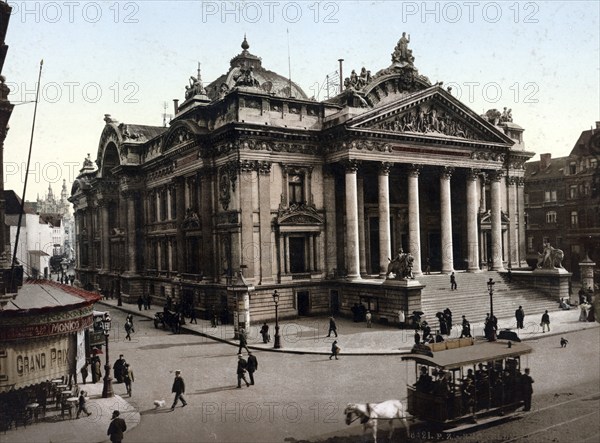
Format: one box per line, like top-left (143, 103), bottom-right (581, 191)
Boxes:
top-left (450, 272), bottom-right (457, 290)
top-left (246, 352), bottom-right (258, 385)
top-left (107, 410), bottom-right (127, 443)
top-left (76, 390), bottom-right (92, 418)
top-left (365, 310), bottom-right (372, 328)
top-left (327, 316), bottom-right (338, 337)
top-left (460, 315), bottom-right (472, 338)
top-left (170, 370), bottom-right (187, 410)
top-left (124, 320), bottom-right (134, 341)
top-left (238, 328), bottom-right (250, 354)
top-left (237, 355), bottom-right (250, 388)
top-left (114, 355), bottom-right (126, 383)
top-left (541, 310), bottom-right (550, 333)
top-left (123, 363), bottom-right (134, 397)
top-left (515, 306), bottom-right (525, 329)
top-left (329, 340), bottom-right (340, 360)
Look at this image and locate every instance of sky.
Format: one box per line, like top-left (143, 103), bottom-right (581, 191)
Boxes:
top-left (3, 0), bottom-right (599, 201)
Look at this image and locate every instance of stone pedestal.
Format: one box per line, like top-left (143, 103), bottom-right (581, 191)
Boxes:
top-left (531, 268), bottom-right (572, 301)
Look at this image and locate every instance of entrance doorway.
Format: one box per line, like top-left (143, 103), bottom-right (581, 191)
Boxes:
top-left (289, 237), bottom-right (306, 273)
top-left (330, 290), bottom-right (339, 315)
top-left (297, 291), bottom-right (310, 316)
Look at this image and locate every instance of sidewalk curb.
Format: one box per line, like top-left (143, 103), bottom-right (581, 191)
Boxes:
top-left (97, 301), bottom-right (600, 357)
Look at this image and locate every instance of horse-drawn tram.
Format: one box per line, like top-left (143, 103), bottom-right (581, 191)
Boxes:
top-left (402, 339), bottom-right (533, 432)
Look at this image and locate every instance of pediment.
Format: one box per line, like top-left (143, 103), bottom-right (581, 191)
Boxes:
top-left (277, 204), bottom-right (324, 225)
top-left (162, 120), bottom-right (204, 153)
top-left (348, 87), bottom-right (513, 145)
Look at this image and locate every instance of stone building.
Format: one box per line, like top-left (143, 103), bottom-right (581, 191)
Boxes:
top-left (524, 122), bottom-right (600, 279)
top-left (70, 37), bottom-right (533, 321)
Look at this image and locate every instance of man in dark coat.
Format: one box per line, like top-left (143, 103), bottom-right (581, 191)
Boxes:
top-left (107, 410), bottom-right (127, 443)
top-left (237, 355), bottom-right (250, 388)
top-left (246, 352), bottom-right (258, 385)
top-left (541, 310), bottom-right (550, 333)
top-left (521, 368), bottom-right (534, 411)
top-left (238, 329), bottom-right (250, 354)
top-left (515, 306), bottom-right (525, 329)
top-left (170, 370), bottom-right (187, 410)
top-left (113, 355), bottom-right (126, 383)
top-left (327, 317), bottom-right (338, 337)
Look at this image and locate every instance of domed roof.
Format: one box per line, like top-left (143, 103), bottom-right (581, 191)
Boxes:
top-left (205, 37), bottom-right (308, 101)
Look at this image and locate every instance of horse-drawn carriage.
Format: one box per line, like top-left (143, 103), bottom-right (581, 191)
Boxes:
top-left (154, 309), bottom-right (181, 332)
top-left (402, 339), bottom-right (533, 432)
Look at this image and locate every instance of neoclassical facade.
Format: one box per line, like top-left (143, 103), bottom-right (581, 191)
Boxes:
top-left (70, 37), bottom-right (533, 321)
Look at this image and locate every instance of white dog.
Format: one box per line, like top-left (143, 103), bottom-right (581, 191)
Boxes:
top-left (154, 400), bottom-right (166, 409)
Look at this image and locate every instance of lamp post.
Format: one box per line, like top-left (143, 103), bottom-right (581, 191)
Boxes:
top-left (487, 278), bottom-right (495, 319)
top-left (101, 313), bottom-right (114, 398)
top-left (272, 290), bottom-right (281, 349)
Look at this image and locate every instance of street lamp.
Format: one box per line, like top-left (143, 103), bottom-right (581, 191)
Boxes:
top-left (487, 278), bottom-right (495, 319)
top-left (272, 290), bottom-right (281, 349)
top-left (101, 313), bottom-right (114, 398)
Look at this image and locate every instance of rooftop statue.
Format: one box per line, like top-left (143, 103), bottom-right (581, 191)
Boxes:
top-left (233, 65), bottom-right (261, 88)
top-left (185, 75), bottom-right (205, 100)
top-left (392, 32), bottom-right (415, 65)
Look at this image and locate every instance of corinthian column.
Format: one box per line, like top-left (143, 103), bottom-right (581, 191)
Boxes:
top-left (378, 162), bottom-right (392, 278)
top-left (408, 164), bottom-right (422, 276)
top-left (344, 160), bottom-right (361, 280)
top-left (489, 170), bottom-right (505, 271)
top-left (440, 167), bottom-right (454, 273)
top-left (100, 201), bottom-right (110, 271)
top-left (507, 175), bottom-right (518, 268)
top-left (125, 192), bottom-right (138, 274)
top-left (466, 169), bottom-right (480, 271)
top-left (517, 177), bottom-right (527, 267)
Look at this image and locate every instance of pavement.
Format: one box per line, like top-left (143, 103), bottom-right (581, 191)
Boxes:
top-left (4, 295), bottom-right (597, 443)
top-left (1, 377), bottom-right (139, 443)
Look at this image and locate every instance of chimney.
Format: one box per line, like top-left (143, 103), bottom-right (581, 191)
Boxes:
top-left (173, 99), bottom-right (179, 115)
top-left (338, 59), bottom-right (344, 93)
top-left (540, 153), bottom-right (551, 171)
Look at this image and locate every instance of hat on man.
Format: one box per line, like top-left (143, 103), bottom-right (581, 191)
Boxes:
top-left (112, 410), bottom-right (120, 418)
top-left (175, 370), bottom-right (181, 374)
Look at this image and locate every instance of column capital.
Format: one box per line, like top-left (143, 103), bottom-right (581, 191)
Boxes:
top-left (378, 162), bottom-right (393, 175)
top-left (341, 159), bottom-right (361, 173)
top-left (506, 175), bottom-right (519, 186)
top-left (466, 168), bottom-right (480, 181)
top-left (408, 164), bottom-right (422, 177)
top-left (238, 159), bottom-right (255, 173)
top-left (440, 166), bottom-right (454, 179)
top-left (256, 161), bottom-right (272, 175)
top-left (488, 170), bottom-right (504, 182)
top-left (516, 177), bottom-right (525, 187)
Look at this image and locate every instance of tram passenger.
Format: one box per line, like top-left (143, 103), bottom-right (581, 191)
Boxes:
top-left (415, 366), bottom-right (433, 393)
top-left (475, 364), bottom-right (490, 409)
top-left (520, 368), bottom-right (534, 411)
top-left (461, 377), bottom-right (476, 420)
top-left (490, 369), bottom-right (504, 407)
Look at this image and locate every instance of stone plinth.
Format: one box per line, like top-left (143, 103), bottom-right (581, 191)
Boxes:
top-left (530, 267), bottom-right (572, 301)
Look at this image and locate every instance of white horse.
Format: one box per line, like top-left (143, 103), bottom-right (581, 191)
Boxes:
top-left (344, 399), bottom-right (410, 443)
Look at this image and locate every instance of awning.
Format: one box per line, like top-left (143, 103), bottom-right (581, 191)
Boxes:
top-left (28, 250), bottom-right (50, 257)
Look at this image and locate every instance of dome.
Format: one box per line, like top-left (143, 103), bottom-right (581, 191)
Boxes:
top-left (205, 37), bottom-right (308, 101)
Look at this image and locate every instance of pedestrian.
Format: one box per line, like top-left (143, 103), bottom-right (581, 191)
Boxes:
top-left (237, 355), bottom-right (250, 388)
top-left (170, 370), bottom-right (187, 410)
top-left (114, 355), bottom-right (126, 383)
top-left (460, 315), bottom-right (471, 338)
top-left (246, 352), bottom-right (258, 385)
top-left (450, 272), bottom-right (457, 290)
top-left (398, 309), bottom-right (405, 329)
top-left (260, 322), bottom-right (270, 343)
top-left (327, 316), bottom-right (338, 337)
top-left (521, 368), bottom-right (534, 411)
top-left (540, 310), bottom-right (550, 333)
top-left (137, 296), bottom-right (143, 311)
top-left (107, 410), bottom-right (127, 443)
top-left (443, 307), bottom-right (453, 334)
top-left (76, 390), bottom-right (92, 418)
top-left (329, 340), bottom-right (341, 360)
top-left (80, 359), bottom-right (89, 384)
top-left (425, 257), bottom-right (431, 275)
top-left (365, 310), bottom-right (372, 328)
top-left (189, 306), bottom-right (197, 324)
top-left (93, 356), bottom-right (102, 383)
top-left (144, 294), bottom-right (151, 310)
top-left (515, 306), bottom-right (525, 329)
top-left (126, 314), bottom-right (133, 326)
top-left (237, 328), bottom-right (250, 354)
top-left (123, 363), bottom-right (134, 397)
top-left (125, 320), bottom-right (134, 341)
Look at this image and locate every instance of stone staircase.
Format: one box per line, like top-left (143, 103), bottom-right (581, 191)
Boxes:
top-left (416, 271), bottom-right (559, 328)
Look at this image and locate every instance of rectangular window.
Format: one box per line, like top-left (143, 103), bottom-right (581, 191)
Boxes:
top-left (571, 211), bottom-right (578, 228)
top-left (527, 236), bottom-right (534, 251)
top-left (546, 211), bottom-right (557, 223)
top-left (556, 237), bottom-right (562, 248)
top-left (524, 193), bottom-right (529, 205)
top-left (170, 188), bottom-right (177, 220)
top-left (569, 185), bottom-right (577, 199)
top-left (288, 174), bottom-right (305, 204)
top-left (569, 162), bottom-right (577, 175)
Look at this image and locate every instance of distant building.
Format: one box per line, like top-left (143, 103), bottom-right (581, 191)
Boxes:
top-left (524, 122), bottom-right (600, 278)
